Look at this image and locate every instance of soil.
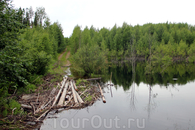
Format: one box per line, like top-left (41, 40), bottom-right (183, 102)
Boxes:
top-left (64, 51), bottom-right (71, 66)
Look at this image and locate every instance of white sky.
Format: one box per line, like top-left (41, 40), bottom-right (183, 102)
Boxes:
top-left (12, 0), bottom-right (195, 38)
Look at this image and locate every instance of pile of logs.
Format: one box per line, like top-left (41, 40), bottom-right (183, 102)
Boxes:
top-left (20, 76), bottom-right (106, 121)
top-left (36, 77), bottom-right (84, 121)
top-left (53, 77), bottom-right (84, 107)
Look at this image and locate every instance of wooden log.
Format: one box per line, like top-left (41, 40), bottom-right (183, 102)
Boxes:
top-left (52, 77), bottom-right (67, 106)
top-left (67, 92), bottom-right (72, 95)
top-left (58, 81), bottom-right (69, 106)
top-left (36, 77), bottom-right (68, 121)
top-left (30, 102), bottom-right (35, 115)
top-left (73, 80), bottom-right (78, 91)
top-left (98, 83), bottom-right (106, 103)
top-left (35, 97), bottom-right (54, 114)
top-left (75, 90), bottom-right (84, 104)
top-left (36, 109), bottom-right (50, 121)
top-left (84, 77), bottom-right (101, 81)
top-left (80, 89), bottom-right (88, 97)
top-left (70, 81), bottom-right (78, 104)
top-left (21, 104), bottom-right (32, 109)
top-left (79, 86), bottom-right (86, 88)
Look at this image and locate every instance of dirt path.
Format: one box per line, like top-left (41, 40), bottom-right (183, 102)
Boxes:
top-left (65, 51), bottom-right (71, 66)
top-left (58, 48), bottom-right (67, 60)
top-left (58, 48), bottom-right (71, 66)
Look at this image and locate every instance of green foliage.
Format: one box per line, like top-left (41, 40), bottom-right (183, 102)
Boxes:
top-left (0, 1), bottom-right (27, 95)
top-left (177, 40), bottom-right (188, 57)
top-left (76, 78), bottom-right (88, 86)
top-left (0, 1), bottom-right (66, 118)
top-left (70, 25), bottom-right (82, 54)
top-left (85, 95), bottom-right (92, 102)
top-left (0, 98), bottom-right (21, 117)
top-left (69, 23), bottom-right (195, 62)
top-left (19, 27), bottom-right (53, 75)
top-left (70, 43), bottom-right (107, 77)
top-left (188, 41), bottom-right (195, 62)
top-left (9, 100), bottom-right (21, 115)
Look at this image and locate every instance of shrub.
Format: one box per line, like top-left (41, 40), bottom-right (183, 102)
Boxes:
top-left (70, 43), bottom-right (107, 77)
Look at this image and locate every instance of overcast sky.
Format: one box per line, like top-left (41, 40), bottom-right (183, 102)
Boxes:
top-left (12, 0), bottom-right (195, 37)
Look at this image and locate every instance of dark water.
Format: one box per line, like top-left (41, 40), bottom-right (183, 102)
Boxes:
top-left (41, 63), bottom-right (195, 130)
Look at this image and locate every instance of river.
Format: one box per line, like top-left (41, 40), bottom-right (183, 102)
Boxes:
top-left (41, 62), bottom-right (195, 130)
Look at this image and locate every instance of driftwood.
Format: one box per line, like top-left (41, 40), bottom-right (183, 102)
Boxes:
top-left (36, 77), bottom-right (67, 121)
top-left (32, 76), bottom-right (102, 122)
top-left (75, 90), bottom-right (84, 104)
top-left (98, 83), bottom-right (106, 103)
top-left (58, 81), bottom-right (69, 106)
top-left (70, 81), bottom-right (78, 104)
top-left (73, 81), bottom-right (78, 91)
top-left (36, 109), bottom-right (50, 121)
top-left (35, 97), bottom-right (54, 114)
top-left (30, 102), bottom-right (35, 115)
top-left (84, 77), bottom-right (101, 81)
top-left (21, 104), bottom-right (32, 109)
top-left (52, 77), bottom-right (67, 106)
top-left (80, 89), bottom-right (88, 97)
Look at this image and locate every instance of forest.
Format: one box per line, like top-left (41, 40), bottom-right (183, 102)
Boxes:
top-left (70, 22), bottom-right (195, 62)
top-left (0, 0), bottom-right (67, 117)
top-left (69, 21), bottom-right (195, 76)
top-left (1, 0), bottom-right (195, 122)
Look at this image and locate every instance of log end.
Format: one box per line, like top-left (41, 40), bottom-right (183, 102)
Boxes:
top-left (103, 100), bottom-right (106, 103)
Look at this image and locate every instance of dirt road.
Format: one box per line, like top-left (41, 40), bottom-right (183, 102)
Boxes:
top-left (58, 48), bottom-right (71, 66)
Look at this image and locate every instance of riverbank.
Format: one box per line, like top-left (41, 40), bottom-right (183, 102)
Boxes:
top-left (0, 48), bottom-right (101, 129)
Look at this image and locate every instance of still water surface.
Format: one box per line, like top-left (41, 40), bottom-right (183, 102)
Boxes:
top-left (41, 63), bottom-right (195, 130)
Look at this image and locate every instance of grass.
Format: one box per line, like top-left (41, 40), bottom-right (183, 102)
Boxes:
top-left (48, 46), bottom-right (71, 75)
top-left (85, 95), bottom-right (93, 102)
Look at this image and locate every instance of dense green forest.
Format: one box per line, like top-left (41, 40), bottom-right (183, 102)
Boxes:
top-left (0, 0), bottom-right (67, 117)
top-left (69, 22), bottom-right (195, 76)
top-left (70, 22), bottom-right (195, 63)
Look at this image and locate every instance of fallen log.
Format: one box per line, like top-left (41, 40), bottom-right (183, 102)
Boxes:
top-left (70, 81), bottom-right (78, 104)
top-left (52, 77), bottom-right (67, 106)
top-left (21, 104), bottom-right (32, 109)
top-left (35, 97), bottom-right (54, 114)
top-left (36, 109), bottom-right (50, 121)
top-left (75, 90), bottom-right (84, 104)
top-left (98, 83), bottom-right (106, 103)
top-left (58, 81), bottom-right (69, 106)
top-left (79, 89), bottom-right (88, 97)
top-left (84, 77), bottom-right (101, 81)
top-left (30, 102), bottom-right (35, 115)
top-left (73, 81), bottom-right (78, 91)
